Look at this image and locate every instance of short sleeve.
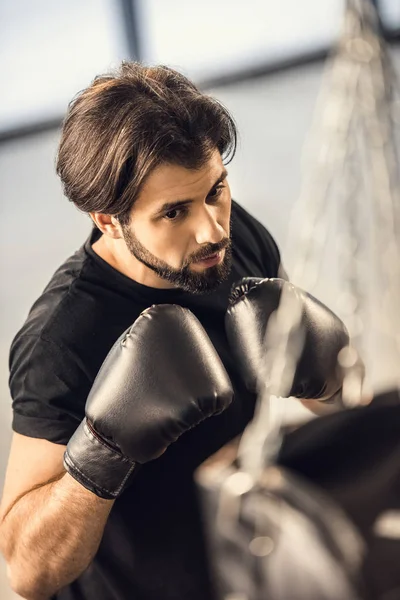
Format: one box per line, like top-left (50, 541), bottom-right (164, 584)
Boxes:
top-left (9, 334), bottom-right (91, 445)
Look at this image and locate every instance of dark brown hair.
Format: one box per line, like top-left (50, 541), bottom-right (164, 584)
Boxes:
top-left (56, 62), bottom-right (237, 225)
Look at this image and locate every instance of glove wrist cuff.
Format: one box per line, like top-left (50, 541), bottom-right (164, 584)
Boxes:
top-left (64, 419), bottom-right (137, 499)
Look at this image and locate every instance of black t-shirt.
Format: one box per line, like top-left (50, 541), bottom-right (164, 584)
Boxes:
top-left (9, 200), bottom-right (281, 600)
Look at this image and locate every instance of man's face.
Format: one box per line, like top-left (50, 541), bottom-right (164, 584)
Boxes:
top-left (120, 150), bottom-right (232, 294)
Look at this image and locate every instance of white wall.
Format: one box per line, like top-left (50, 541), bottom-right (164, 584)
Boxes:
top-left (1, 0), bottom-right (347, 131)
top-left (0, 0), bottom-right (127, 131)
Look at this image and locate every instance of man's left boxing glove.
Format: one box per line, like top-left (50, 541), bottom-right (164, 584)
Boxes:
top-left (64, 304), bottom-right (233, 499)
top-left (225, 278), bottom-right (349, 401)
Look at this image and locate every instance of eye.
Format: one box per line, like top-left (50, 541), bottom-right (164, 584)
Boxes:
top-left (164, 207), bottom-right (187, 221)
top-left (207, 184), bottom-right (225, 201)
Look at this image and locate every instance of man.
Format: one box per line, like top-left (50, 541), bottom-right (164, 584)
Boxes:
top-left (0, 62), bottom-right (342, 600)
top-left (0, 62), bottom-right (285, 600)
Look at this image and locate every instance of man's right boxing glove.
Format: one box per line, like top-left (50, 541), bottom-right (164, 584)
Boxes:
top-left (64, 304), bottom-right (233, 499)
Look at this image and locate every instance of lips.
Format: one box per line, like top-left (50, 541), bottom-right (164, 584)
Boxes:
top-left (194, 251), bottom-right (222, 267)
top-left (201, 253), bottom-right (218, 261)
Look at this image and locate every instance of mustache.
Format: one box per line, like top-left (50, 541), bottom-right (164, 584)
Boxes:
top-left (188, 238), bottom-right (231, 264)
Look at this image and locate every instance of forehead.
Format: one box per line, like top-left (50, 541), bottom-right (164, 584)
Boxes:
top-left (133, 151), bottom-right (225, 212)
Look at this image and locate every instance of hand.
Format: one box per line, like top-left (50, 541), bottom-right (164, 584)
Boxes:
top-left (64, 304), bottom-right (233, 498)
top-left (226, 278), bottom-right (349, 401)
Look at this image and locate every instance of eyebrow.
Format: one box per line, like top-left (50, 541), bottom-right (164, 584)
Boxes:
top-left (154, 168), bottom-right (228, 216)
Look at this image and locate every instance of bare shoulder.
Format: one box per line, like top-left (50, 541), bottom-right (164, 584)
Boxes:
top-left (0, 433), bottom-right (66, 520)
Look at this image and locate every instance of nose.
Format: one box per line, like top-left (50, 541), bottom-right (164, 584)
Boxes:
top-left (194, 205), bottom-right (225, 246)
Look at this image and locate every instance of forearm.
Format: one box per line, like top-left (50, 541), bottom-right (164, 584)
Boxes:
top-left (0, 471), bottom-right (114, 599)
top-left (300, 395), bottom-right (343, 417)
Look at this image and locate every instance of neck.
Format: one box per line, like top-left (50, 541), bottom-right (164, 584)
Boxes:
top-left (92, 234), bottom-right (176, 290)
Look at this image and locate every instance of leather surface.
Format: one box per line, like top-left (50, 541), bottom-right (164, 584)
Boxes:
top-left (197, 463), bottom-right (366, 600)
top-left (226, 278), bottom-right (349, 400)
top-left (65, 304), bottom-right (233, 496)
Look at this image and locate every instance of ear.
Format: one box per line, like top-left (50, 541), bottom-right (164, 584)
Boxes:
top-left (90, 213), bottom-right (123, 239)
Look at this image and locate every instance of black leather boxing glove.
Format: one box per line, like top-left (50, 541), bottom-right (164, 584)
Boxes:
top-left (64, 304), bottom-right (233, 499)
top-left (226, 278), bottom-right (349, 401)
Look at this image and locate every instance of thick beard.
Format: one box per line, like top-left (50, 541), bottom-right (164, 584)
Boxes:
top-left (121, 226), bottom-right (232, 294)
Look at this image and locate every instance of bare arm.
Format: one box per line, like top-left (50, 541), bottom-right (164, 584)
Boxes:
top-left (0, 434), bottom-right (114, 600)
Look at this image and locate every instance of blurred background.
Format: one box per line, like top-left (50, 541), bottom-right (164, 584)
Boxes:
top-left (1, 0), bottom-right (400, 597)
